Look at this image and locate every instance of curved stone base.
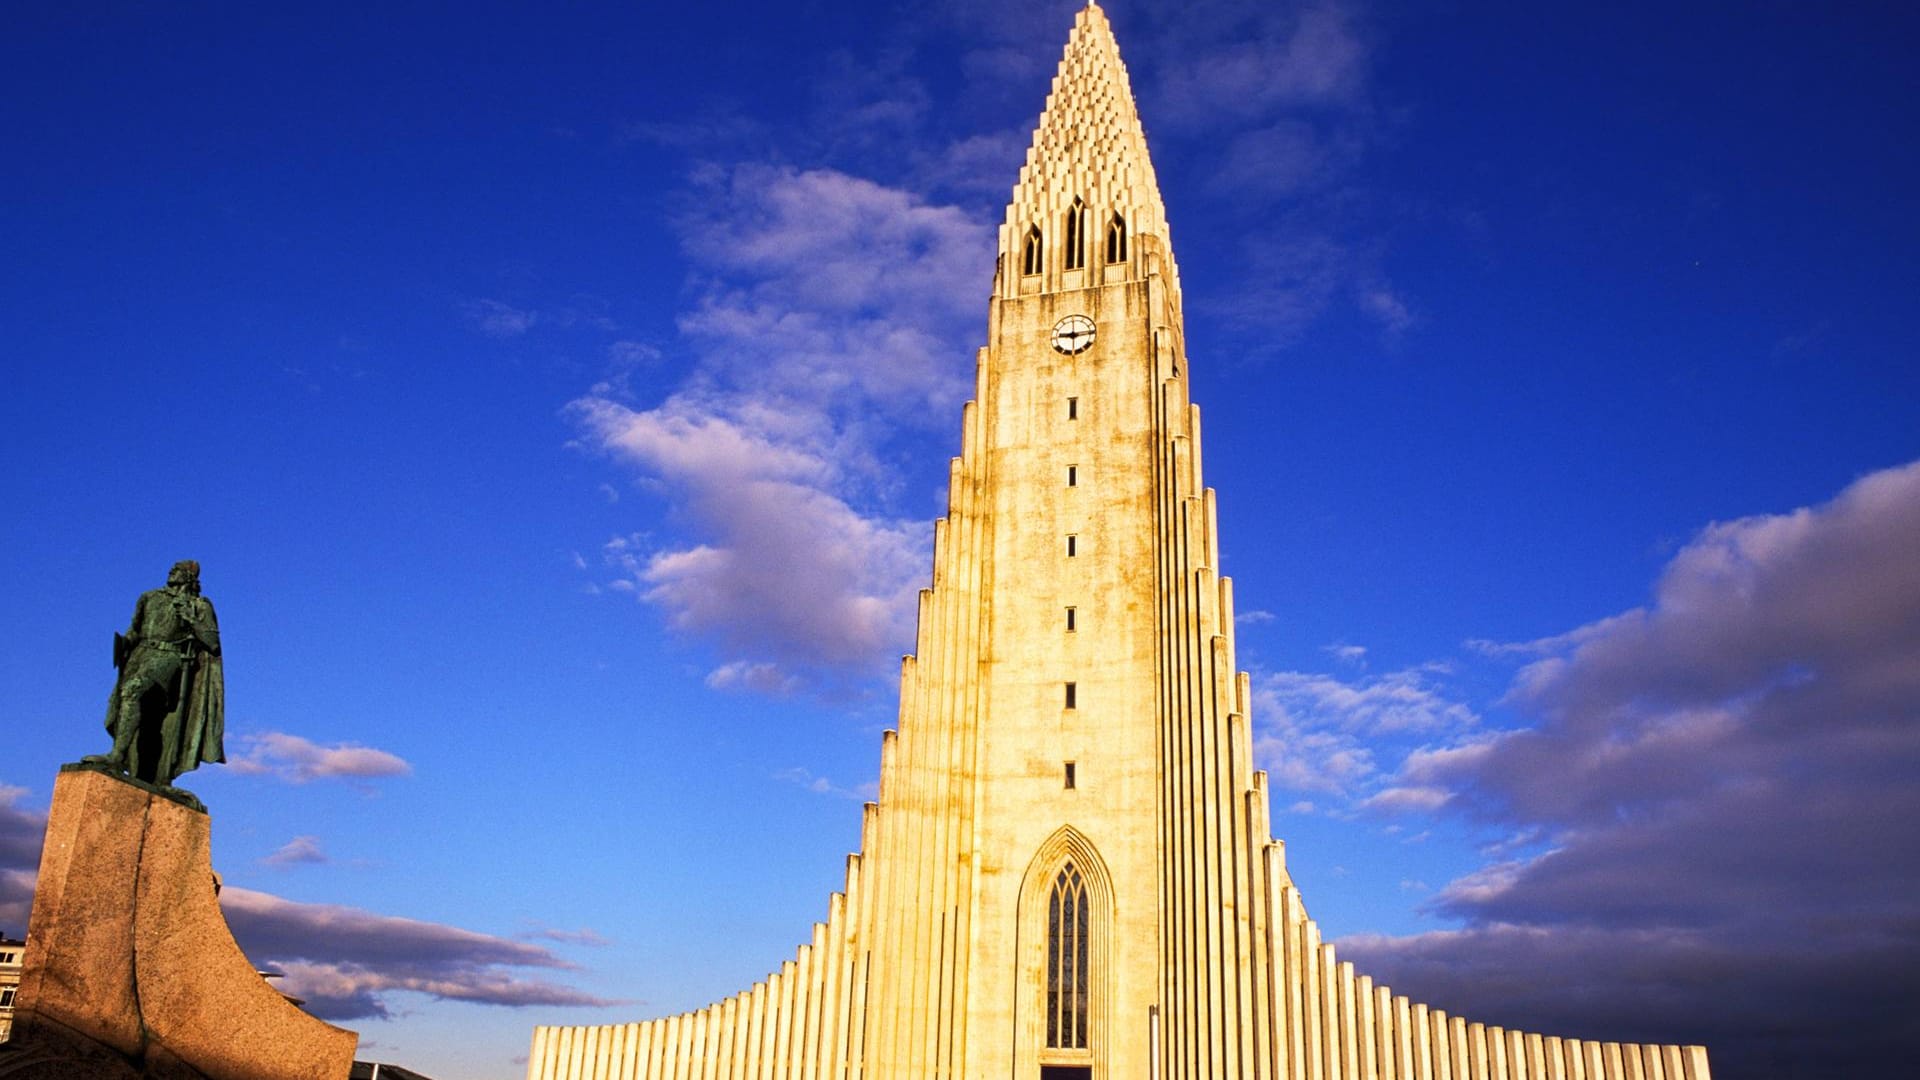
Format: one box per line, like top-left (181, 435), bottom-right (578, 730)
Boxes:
top-left (10, 769), bottom-right (357, 1080)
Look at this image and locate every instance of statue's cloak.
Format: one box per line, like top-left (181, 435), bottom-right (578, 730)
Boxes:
top-left (179, 653), bottom-right (226, 767)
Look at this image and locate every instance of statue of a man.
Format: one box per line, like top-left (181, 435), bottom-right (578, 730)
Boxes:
top-left (86, 560), bottom-right (227, 787)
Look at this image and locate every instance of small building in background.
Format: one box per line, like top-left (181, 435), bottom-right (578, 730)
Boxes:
top-left (0, 932), bottom-right (24, 1042)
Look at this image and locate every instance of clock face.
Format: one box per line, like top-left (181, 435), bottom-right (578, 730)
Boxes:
top-left (1051, 314), bottom-right (1096, 355)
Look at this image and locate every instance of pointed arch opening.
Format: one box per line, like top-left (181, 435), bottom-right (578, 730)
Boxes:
top-left (1016, 827), bottom-right (1112, 1079)
top-left (1104, 212), bottom-right (1127, 264)
top-left (1064, 197), bottom-right (1088, 271)
top-left (1023, 225), bottom-right (1045, 276)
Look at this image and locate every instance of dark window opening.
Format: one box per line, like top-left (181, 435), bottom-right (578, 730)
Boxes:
top-left (1106, 212), bottom-right (1128, 263)
top-left (1065, 607), bottom-right (1076, 632)
top-left (1066, 535), bottom-right (1077, 557)
top-left (1042, 1069), bottom-right (1092, 1080)
top-left (1064, 762), bottom-right (1077, 789)
top-left (1067, 465), bottom-right (1078, 486)
top-left (1067, 397), bottom-right (1079, 420)
top-left (1064, 682), bottom-right (1077, 708)
top-left (1064, 198), bottom-right (1087, 271)
top-left (1023, 225), bottom-right (1044, 276)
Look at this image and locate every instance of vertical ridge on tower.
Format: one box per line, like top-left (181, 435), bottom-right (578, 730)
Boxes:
top-left (527, 8), bottom-right (1714, 1078)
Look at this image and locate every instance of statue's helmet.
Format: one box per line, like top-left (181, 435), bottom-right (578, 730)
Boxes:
top-left (168, 559), bottom-right (201, 585)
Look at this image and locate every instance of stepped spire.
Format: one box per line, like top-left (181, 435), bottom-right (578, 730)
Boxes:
top-left (1000, 1), bottom-right (1179, 298)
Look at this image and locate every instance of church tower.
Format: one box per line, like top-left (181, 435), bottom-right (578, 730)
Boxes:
top-left (529, 6), bottom-right (1713, 1079)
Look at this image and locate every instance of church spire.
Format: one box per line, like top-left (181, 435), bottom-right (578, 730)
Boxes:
top-left (1000, 0), bottom-right (1179, 298)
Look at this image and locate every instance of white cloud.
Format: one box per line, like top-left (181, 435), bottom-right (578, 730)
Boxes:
top-left (261, 835), bottom-right (328, 868)
top-left (706, 660), bottom-right (802, 696)
top-left (574, 164), bottom-right (993, 688)
top-left (1264, 667), bottom-right (1478, 735)
top-left (1252, 664), bottom-right (1478, 801)
top-left (227, 732), bottom-right (412, 784)
top-left (1359, 785), bottom-right (1452, 813)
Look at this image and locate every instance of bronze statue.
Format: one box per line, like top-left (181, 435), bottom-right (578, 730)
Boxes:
top-left (84, 560), bottom-right (226, 788)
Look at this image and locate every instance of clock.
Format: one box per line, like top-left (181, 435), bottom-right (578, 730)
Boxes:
top-left (1051, 314), bottom-right (1096, 355)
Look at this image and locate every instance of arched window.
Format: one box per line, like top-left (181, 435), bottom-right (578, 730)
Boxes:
top-left (1063, 198), bottom-right (1087, 271)
top-left (1105, 212), bottom-right (1127, 263)
top-left (1023, 225), bottom-right (1044, 276)
top-left (1046, 864), bottom-right (1090, 1050)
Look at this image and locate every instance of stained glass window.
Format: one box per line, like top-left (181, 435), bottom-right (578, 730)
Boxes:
top-left (1046, 864), bottom-right (1090, 1049)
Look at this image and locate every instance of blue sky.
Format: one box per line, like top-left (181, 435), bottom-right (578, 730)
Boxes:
top-left (4, 2), bottom-right (1917, 1078)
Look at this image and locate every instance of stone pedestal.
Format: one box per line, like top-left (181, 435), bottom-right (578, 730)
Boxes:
top-left (8, 768), bottom-right (358, 1080)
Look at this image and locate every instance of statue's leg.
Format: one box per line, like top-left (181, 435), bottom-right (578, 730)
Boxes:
top-left (108, 674), bottom-right (150, 770)
top-left (147, 657), bottom-right (187, 780)
top-left (124, 654), bottom-right (184, 783)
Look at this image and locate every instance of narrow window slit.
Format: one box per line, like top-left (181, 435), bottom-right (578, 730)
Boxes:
top-left (1064, 197), bottom-right (1087, 271)
top-left (1064, 682), bottom-right (1077, 709)
top-left (1066, 535), bottom-right (1077, 557)
top-left (1065, 607), bottom-right (1076, 632)
top-left (1067, 465), bottom-right (1078, 487)
top-left (1064, 762), bottom-right (1077, 789)
top-left (1067, 397), bottom-right (1079, 420)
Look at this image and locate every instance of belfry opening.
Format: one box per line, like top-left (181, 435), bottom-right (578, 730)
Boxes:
top-left (527, 5), bottom-right (1714, 1078)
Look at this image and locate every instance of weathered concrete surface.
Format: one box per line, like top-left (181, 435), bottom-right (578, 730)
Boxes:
top-left (10, 769), bottom-right (357, 1080)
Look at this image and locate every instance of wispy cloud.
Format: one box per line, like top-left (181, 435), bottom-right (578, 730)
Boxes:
top-left (461, 298), bottom-right (538, 338)
top-left (1343, 459), bottom-right (1920, 1076)
top-left (706, 660), bottom-right (802, 696)
top-left (520, 926), bottom-right (613, 948)
top-left (227, 732), bottom-right (412, 785)
top-left (574, 164), bottom-right (992, 691)
top-left (1149, 3), bottom-right (1369, 127)
top-left (261, 835), bottom-right (328, 868)
top-left (774, 766), bottom-right (878, 803)
top-left (1252, 663), bottom-right (1478, 799)
top-left (1324, 642), bottom-right (1367, 664)
top-left (1123, 1), bottom-right (1405, 349)
top-left (221, 887), bottom-right (620, 1021)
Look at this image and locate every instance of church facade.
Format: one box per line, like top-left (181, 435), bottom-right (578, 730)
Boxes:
top-left (528, 6), bottom-right (1711, 1079)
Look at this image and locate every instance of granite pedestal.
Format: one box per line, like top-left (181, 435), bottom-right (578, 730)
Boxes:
top-left (8, 768), bottom-right (358, 1080)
